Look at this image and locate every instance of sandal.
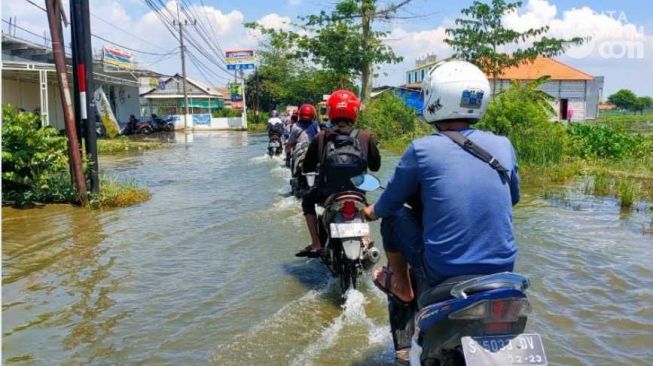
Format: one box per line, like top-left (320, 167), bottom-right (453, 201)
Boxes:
top-left (373, 266), bottom-right (414, 306)
top-left (295, 245), bottom-right (323, 258)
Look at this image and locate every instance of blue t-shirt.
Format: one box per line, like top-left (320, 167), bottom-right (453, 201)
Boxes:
top-left (374, 128), bottom-right (520, 278)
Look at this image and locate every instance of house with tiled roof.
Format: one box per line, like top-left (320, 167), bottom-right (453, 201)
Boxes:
top-left (401, 56), bottom-right (604, 121)
top-left (490, 56), bottom-right (604, 121)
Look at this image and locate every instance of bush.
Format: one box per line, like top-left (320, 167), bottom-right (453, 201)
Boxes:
top-left (212, 108), bottom-right (243, 118)
top-left (247, 110), bottom-right (270, 126)
top-left (477, 81), bottom-right (567, 165)
top-left (567, 124), bottom-right (644, 159)
top-left (89, 176), bottom-right (150, 208)
top-left (2, 105), bottom-right (75, 205)
top-left (358, 92), bottom-right (418, 142)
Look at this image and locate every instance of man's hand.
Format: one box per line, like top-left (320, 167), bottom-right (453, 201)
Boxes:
top-left (362, 205), bottom-right (377, 221)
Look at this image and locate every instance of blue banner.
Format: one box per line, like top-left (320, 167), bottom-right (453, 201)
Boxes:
top-left (227, 64), bottom-right (256, 70)
top-left (192, 114), bottom-right (211, 126)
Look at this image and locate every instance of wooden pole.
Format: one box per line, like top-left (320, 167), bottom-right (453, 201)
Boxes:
top-left (46, 0), bottom-right (88, 206)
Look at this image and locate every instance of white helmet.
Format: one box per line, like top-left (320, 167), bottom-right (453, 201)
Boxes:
top-left (422, 60), bottom-right (490, 124)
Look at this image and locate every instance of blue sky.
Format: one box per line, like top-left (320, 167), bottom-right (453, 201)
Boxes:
top-left (4, 0), bottom-right (653, 96)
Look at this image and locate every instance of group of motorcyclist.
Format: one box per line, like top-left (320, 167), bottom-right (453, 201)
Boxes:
top-left (267, 60), bottom-right (521, 361)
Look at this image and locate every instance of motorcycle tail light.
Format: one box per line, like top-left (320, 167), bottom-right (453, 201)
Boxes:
top-left (488, 299), bottom-right (530, 322)
top-left (448, 298), bottom-right (530, 322)
top-left (449, 301), bottom-right (487, 320)
top-left (341, 201), bottom-right (357, 221)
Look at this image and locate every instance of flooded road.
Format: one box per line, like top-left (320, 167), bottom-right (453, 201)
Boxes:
top-left (3, 132), bottom-right (652, 365)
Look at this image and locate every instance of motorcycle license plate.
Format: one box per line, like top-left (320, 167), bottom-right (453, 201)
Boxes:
top-left (330, 223), bottom-right (369, 238)
top-left (270, 141), bottom-right (280, 147)
top-left (462, 333), bottom-right (547, 366)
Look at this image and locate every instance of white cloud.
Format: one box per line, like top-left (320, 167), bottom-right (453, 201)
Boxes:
top-left (379, 0), bottom-right (653, 94)
top-left (1, 0), bottom-right (288, 86)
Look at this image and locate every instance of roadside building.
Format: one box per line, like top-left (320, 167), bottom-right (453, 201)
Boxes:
top-left (139, 74), bottom-right (225, 117)
top-left (490, 56), bottom-right (604, 121)
top-left (398, 55), bottom-right (603, 121)
top-left (404, 54), bottom-right (438, 88)
top-left (2, 33), bottom-right (140, 129)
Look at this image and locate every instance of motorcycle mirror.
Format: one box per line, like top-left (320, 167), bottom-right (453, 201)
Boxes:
top-left (350, 174), bottom-right (381, 192)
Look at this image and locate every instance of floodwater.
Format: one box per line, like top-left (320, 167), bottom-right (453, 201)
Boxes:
top-left (3, 132), bottom-right (652, 365)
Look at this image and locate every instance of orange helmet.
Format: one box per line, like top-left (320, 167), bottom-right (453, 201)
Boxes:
top-left (327, 89), bottom-right (360, 122)
top-left (298, 104), bottom-right (316, 121)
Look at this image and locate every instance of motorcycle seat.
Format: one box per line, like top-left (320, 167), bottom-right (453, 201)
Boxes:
top-left (417, 275), bottom-right (484, 308)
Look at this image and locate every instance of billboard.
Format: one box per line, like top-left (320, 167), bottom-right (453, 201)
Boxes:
top-left (225, 50), bottom-right (256, 70)
top-left (103, 47), bottom-right (135, 70)
top-left (229, 82), bottom-right (242, 102)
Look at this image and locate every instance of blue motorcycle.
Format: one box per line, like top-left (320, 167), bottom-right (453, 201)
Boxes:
top-left (351, 175), bottom-right (547, 366)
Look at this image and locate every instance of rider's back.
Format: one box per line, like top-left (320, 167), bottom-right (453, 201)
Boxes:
top-left (378, 128), bottom-right (519, 279)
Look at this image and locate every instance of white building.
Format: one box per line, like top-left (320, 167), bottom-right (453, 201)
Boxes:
top-left (2, 34), bottom-right (140, 129)
top-left (490, 56), bottom-right (604, 121)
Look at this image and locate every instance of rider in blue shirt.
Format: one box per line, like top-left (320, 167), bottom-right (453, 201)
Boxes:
top-left (363, 61), bottom-right (520, 304)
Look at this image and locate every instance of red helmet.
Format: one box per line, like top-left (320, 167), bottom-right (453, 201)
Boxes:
top-left (298, 104), bottom-right (316, 121)
top-left (327, 89), bottom-right (360, 122)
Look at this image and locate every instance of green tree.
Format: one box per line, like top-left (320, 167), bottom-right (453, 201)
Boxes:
top-left (607, 89), bottom-right (638, 111)
top-left (631, 96), bottom-right (652, 114)
top-left (247, 0), bottom-right (410, 101)
top-left (244, 42), bottom-right (355, 114)
top-left (445, 0), bottom-right (584, 94)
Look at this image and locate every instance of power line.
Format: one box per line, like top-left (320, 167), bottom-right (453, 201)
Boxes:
top-left (21, 0), bottom-right (175, 56)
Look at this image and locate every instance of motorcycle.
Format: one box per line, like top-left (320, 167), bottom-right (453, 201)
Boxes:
top-left (314, 174), bottom-right (381, 294)
top-left (122, 116), bottom-right (153, 135)
top-left (351, 174), bottom-right (547, 366)
top-left (268, 135), bottom-right (283, 157)
top-left (149, 114), bottom-right (176, 132)
top-left (289, 142), bottom-right (310, 198)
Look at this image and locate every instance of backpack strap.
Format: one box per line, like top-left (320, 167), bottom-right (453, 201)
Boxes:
top-left (439, 130), bottom-right (511, 184)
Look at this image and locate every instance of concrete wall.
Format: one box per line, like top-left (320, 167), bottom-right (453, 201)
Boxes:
top-left (168, 114), bottom-right (245, 130)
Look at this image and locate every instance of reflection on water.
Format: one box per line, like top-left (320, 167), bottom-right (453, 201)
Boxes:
top-left (3, 132), bottom-right (652, 365)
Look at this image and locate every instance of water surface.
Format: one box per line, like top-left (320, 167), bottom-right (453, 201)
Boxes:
top-left (3, 132), bottom-right (652, 365)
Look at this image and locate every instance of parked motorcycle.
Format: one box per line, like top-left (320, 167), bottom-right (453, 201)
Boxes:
top-left (351, 174), bottom-right (547, 366)
top-left (289, 142), bottom-right (310, 198)
top-left (268, 135), bottom-right (283, 157)
top-left (122, 115), bottom-right (153, 135)
top-left (315, 174), bottom-right (381, 294)
top-left (149, 114), bottom-right (175, 132)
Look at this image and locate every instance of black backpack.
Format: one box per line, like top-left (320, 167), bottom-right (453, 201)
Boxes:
top-left (319, 129), bottom-right (367, 193)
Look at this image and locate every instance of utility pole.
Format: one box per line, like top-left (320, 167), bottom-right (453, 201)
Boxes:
top-left (45, 0), bottom-right (88, 206)
top-left (71, 0), bottom-right (99, 194)
top-left (174, 1), bottom-right (194, 131)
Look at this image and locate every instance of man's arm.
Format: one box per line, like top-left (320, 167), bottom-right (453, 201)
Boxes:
top-left (367, 135), bottom-right (381, 172)
top-left (302, 132), bottom-right (322, 172)
top-left (369, 144), bottom-right (419, 219)
top-left (508, 140), bottom-right (520, 206)
top-left (286, 126), bottom-right (298, 152)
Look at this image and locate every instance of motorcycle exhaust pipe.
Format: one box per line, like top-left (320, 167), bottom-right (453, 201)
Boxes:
top-left (362, 247), bottom-right (381, 270)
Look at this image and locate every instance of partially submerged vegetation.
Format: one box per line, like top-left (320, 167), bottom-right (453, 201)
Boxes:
top-left (97, 137), bottom-right (167, 154)
top-left (2, 104), bottom-right (150, 208)
top-left (358, 83), bottom-right (653, 210)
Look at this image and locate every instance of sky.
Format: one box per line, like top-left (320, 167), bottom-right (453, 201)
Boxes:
top-left (3, 0), bottom-right (653, 96)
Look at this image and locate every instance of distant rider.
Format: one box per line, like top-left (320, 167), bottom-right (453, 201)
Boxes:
top-left (267, 110), bottom-right (284, 139)
top-left (295, 90), bottom-right (381, 258)
top-left (362, 60), bottom-right (521, 305)
top-left (285, 104), bottom-right (320, 163)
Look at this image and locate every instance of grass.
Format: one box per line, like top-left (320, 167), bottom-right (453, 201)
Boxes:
top-left (89, 176), bottom-right (150, 209)
top-left (247, 123), bottom-right (268, 133)
top-left (98, 137), bottom-right (167, 154)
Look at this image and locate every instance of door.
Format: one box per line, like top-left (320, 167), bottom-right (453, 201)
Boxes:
top-left (560, 99), bottom-right (568, 120)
